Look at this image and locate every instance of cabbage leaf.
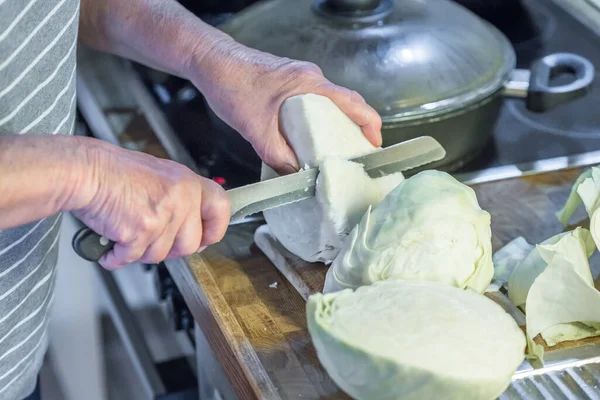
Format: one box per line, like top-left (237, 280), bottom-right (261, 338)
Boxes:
top-left (519, 228), bottom-right (600, 361)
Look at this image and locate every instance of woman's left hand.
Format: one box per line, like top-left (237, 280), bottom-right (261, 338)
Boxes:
top-left (189, 41), bottom-right (382, 175)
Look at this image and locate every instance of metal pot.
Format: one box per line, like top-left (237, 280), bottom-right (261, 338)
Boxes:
top-left (210, 0), bottom-right (594, 173)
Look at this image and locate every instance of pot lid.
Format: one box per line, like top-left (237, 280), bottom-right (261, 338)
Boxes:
top-left (219, 0), bottom-right (516, 120)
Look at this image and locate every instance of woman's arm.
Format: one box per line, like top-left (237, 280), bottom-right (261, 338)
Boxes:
top-left (78, 0), bottom-right (383, 174)
top-left (78, 0), bottom-right (228, 79)
top-left (0, 134), bottom-right (229, 269)
top-left (0, 135), bottom-right (92, 229)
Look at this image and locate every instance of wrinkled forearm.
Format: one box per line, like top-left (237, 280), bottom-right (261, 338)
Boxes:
top-left (0, 135), bottom-right (97, 229)
top-left (78, 0), bottom-right (236, 80)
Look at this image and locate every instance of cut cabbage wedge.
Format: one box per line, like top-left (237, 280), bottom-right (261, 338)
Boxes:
top-left (307, 280), bottom-right (525, 400)
top-left (324, 170), bottom-right (493, 293)
top-left (262, 94), bottom-right (404, 264)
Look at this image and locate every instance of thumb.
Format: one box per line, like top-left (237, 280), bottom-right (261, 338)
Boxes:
top-left (256, 133), bottom-right (299, 175)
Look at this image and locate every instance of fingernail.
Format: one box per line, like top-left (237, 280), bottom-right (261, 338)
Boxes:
top-left (284, 162), bottom-right (300, 175)
top-left (197, 246), bottom-right (207, 254)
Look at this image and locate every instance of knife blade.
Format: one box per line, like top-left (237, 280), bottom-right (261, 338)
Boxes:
top-left (71, 136), bottom-right (445, 262)
top-left (228, 135), bottom-right (445, 221)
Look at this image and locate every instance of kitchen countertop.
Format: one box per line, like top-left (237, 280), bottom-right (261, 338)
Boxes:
top-left (165, 166), bottom-right (600, 400)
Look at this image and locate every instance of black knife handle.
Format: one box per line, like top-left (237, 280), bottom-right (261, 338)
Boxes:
top-left (72, 227), bottom-right (115, 262)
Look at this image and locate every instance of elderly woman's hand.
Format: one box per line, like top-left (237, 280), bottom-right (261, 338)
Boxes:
top-left (189, 41), bottom-right (382, 175)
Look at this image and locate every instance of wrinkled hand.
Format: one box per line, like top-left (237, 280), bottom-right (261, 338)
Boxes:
top-left (191, 41), bottom-right (382, 175)
top-left (70, 140), bottom-right (230, 270)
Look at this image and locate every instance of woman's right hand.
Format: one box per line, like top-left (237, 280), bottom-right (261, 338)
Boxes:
top-left (68, 138), bottom-right (230, 270)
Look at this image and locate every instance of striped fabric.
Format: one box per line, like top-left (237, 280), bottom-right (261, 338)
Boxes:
top-left (0, 0), bottom-right (80, 398)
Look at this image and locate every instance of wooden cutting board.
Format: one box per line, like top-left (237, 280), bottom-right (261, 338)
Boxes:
top-left (253, 167), bottom-right (600, 354)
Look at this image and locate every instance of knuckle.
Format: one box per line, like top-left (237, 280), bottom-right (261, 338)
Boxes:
top-left (283, 61), bottom-right (322, 82)
top-left (124, 248), bottom-right (145, 264)
top-left (139, 213), bottom-right (160, 233)
top-left (166, 174), bottom-right (194, 194)
top-left (237, 118), bottom-right (259, 139)
top-left (349, 89), bottom-right (364, 104)
top-left (114, 228), bottom-right (135, 244)
top-left (181, 241), bottom-right (200, 257)
top-left (331, 84), bottom-right (353, 99)
top-left (203, 181), bottom-right (231, 213)
top-left (112, 248), bottom-right (144, 267)
top-left (300, 61), bottom-right (323, 75)
top-left (143, 248), bottom-right (170, 264)
top-left (212, 227), bottom-right (227, 244)
top-left (174, 235), bottom-right (202, 258)
top-left (314, 81), bottom-right (347, 99)
top-left (214, 192), bottom-right (231, 217)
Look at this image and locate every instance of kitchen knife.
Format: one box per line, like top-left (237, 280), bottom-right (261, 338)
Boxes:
top-left (71, 136), bottom-right (446, 262)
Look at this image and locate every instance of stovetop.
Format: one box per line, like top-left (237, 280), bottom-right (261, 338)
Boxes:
top-left (135, 0), bottom-right (600, 188)
top-left (456, 0), bottom-right (600, 172)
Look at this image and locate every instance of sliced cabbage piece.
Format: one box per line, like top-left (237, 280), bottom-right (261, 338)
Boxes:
top-left (556, 169), bottom-right (593, 227)
top-left (577, 168), bottom-right (600, 249)
top-left (323, 170), bottom-right (493, 293)
top-left (262, 94), bottom-right (404, 263)
top-left (315, 158), bottom-right (404, 253)
top-left (522, 228), bottom-right (600, 360)
top-left (507, 232), bottom-right (567, 307)
top-left (507, 230), bottom-right (596, 308)
top-left (307, 280), bottom-right (525, 400)
top-left (556, 167), bottom-right (600, 249)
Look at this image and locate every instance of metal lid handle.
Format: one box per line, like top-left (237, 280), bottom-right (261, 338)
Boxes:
top-left (313, 0), bottom-right (392, 22)
top-left (325, 0), bottom-right (381, 11)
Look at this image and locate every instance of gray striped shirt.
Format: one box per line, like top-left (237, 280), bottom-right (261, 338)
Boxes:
top-left (0, 0), bottom-right (79, 398)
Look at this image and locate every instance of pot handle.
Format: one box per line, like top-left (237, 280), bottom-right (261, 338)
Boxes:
top-left (504, 53), bottom-right (594, 112)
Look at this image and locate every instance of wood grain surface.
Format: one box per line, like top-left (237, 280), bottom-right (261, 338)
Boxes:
top-left (169, 166), bottom-right (599, 400)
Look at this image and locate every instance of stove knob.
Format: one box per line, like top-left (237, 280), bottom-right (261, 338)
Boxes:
top-left (212, 176), bottom-right (226, 186)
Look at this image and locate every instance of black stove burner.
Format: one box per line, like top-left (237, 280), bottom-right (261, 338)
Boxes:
top-left (453, 0), bottom-right (557, 66)
top-left (454, 0), bottom-right (541, 43)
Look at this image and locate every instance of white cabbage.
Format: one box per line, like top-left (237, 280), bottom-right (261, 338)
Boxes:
top-left (507, 232), bottom-right (573, 308)
top-left (323, 170), bottom-right (493, 293)
top-left (314, 158), bottom-right (404, 253)
top-left (262, 94), bottom-right (404, 263)
top-left (307, 280), bottom-right (525, 400)
top-left (522, 228), bottom-right (600, 360)
top-left (494, 228), bottom-right (600, 361)
top-left (556, 168), bottom-right (593, 227)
